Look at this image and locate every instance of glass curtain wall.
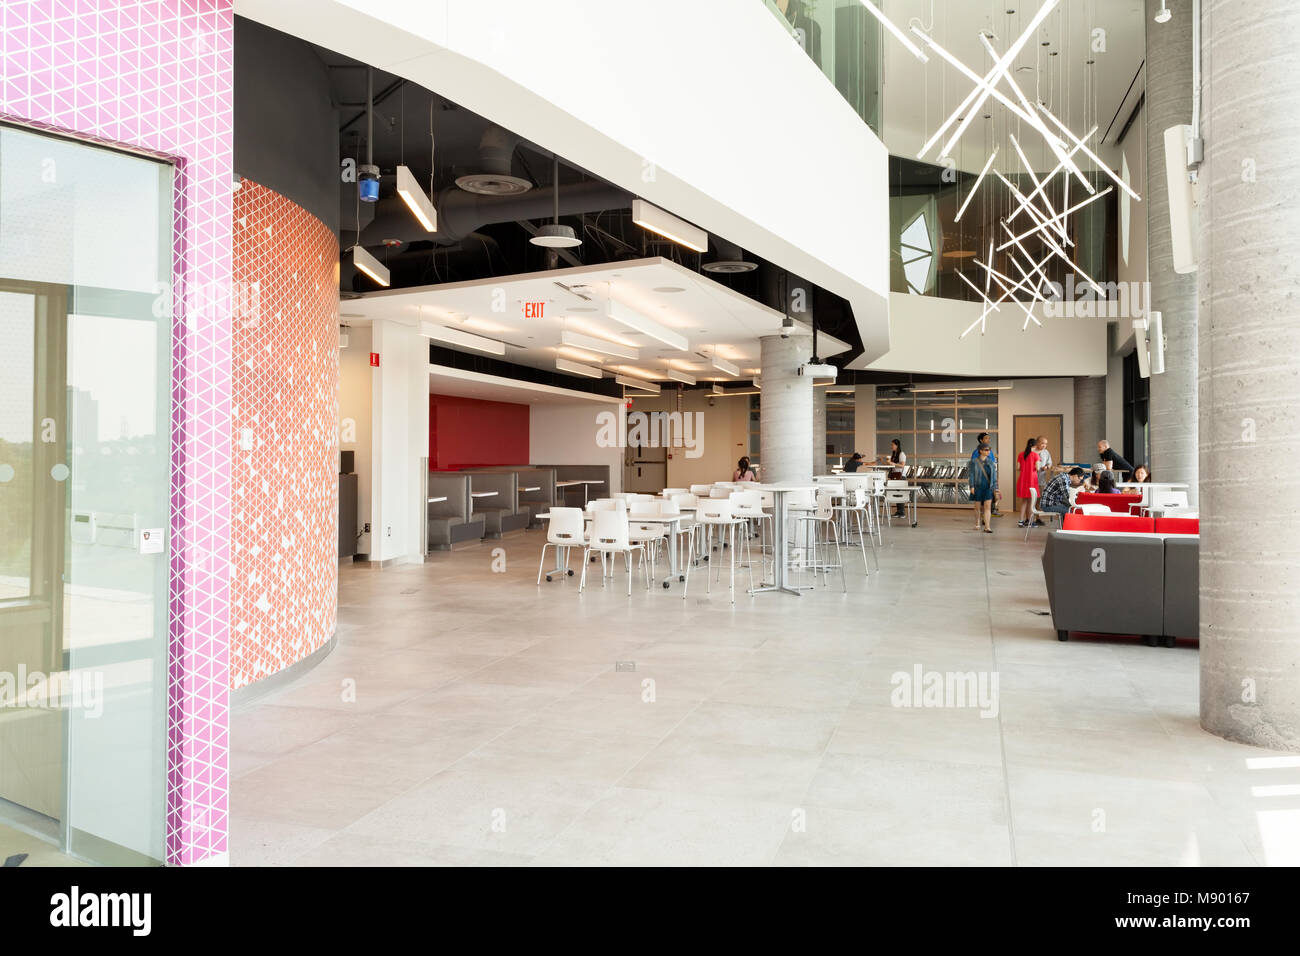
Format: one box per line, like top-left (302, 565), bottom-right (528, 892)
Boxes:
top-left (876, 389), bottom-right (1000, 505)
top-left (0, 124), bottom-right (173, 865)
top-left (761, 0), bottom-right (883, 135)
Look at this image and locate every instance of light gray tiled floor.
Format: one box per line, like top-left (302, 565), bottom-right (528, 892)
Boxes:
top-left (230, 510), bottom-right (1300, 866)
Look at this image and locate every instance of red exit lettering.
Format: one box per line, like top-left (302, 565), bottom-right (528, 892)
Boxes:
top-left (524, 302), bottom-right (544, 318)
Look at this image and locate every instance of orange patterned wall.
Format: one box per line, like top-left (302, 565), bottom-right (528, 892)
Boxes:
top-left (230, 180), bottom-right (339, 688)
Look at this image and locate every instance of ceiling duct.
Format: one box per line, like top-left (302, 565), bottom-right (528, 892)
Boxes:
top-left (359, 179), bottom-right (627, 246)
top-left (702, 237), bottom-right (757, 274)
top-left (453, 125), bottom-right (532, 196)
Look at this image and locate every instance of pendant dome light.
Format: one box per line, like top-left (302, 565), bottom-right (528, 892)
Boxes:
top-left (530, 154), bottom-right (582, 248)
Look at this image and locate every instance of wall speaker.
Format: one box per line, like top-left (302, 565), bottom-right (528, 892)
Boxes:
top-left (1148, 310), bottom-right (1166, 375)
top-left (1136, 321), bottom-right (1151, 379)
top-left (1163, 125), bottom-right (1198, 274)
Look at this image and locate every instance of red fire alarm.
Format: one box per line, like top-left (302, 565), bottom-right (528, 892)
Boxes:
top-left (369, 352), bottom-right (380, 367)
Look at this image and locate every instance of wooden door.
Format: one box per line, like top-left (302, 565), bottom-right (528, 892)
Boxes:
top-left (1012, 414), bottom-right (1063, 506)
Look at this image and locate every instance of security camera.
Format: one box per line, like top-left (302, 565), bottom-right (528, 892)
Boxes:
top-left (780, 317), bottom-right (794, 339)
top-left (707, 397), bottom-right (716, 407)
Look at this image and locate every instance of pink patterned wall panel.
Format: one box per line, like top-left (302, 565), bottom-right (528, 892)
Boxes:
top-left (231, 181), bottom-right (339, 688)
top-left (0, 0), bottom-right (234, 865)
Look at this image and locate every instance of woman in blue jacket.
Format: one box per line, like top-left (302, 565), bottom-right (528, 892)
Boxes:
top-left (969, 443), bottom-right (997, 533)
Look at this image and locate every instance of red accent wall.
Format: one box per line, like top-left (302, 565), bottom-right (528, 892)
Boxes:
top-left (429, 394), bottom-right (529, 470)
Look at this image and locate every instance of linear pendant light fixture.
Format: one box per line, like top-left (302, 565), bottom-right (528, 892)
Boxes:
top-left (663, 369), bottom-right (696, 385)
top-left (555, 357), bottom-right (602, 378)
top-left (615, 375), bottom-right (660, 394)
top-left (630, 199), bottom-right (708, 253)
top-left (559, 330), bottom-right (639, 360)
top-left (419, 319), bottom-right (505, 355)
top-left (607, 297), bottom-right (689, 351)
top-left (395, 164), bottom-right (437, 232)
top-left (711, 350), bottom-right (740, 377)
top-left (351, 245), bottom-right (389, 287)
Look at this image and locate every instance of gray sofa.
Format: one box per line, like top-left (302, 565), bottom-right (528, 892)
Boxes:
top-left (466, 472), bottom-right (530, 537)
top-left (426, 473), bottom-right (486, 551)
top-left (1041, 530), bottom-right (1198, 647)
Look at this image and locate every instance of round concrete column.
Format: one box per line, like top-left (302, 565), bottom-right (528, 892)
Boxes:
top-left (1073, 376), bottom-right (1106, 459)
top-left (1198, 0), bottom-right (1300, 749)
top-left (759, 335), bottom-right (813, 483)
top-left (1145, 0), bottom-right (1199, 501)
top-left (812, 383), bottom-right (827, 475)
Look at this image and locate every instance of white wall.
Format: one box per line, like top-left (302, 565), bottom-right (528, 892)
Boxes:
top-left (1105, 347), bottom-right (1125, 455)
top-left (235, 0), bottom-right (893, 360)
top-left (622, 390), bottom-right (751, 488)
top-left (998, 378), bottom-right (1077, 466)
top-left (338, 324), bottom-right (373, 554)
top-left (529, 403), bottom-right (624, 496)
top-left (370, 319), bottom-right (429, 563)
top-left (862, 292), bottom-right (1109, 377)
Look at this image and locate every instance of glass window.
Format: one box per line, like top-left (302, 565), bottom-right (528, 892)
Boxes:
top-left (0, 124), bottom-right (173, 865)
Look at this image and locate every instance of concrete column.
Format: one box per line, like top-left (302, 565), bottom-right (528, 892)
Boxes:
top-left (1145, 0), bottom-right (1199, 501)
top-left (759, 334), bottom-right (813, 483)
top-left (1073, 376), bottom-right (1106, 460)
top-left (812, 384), bottom-right (827, 474)
top-left (1198, 0), bottom-right (1300, 749)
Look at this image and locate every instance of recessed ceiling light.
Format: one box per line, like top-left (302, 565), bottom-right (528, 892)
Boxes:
top-left (569, 306), bottom-right (598, 312)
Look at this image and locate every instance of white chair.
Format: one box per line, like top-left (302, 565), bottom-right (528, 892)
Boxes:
top-left (628, 517), bottom-right (667, 580)
top-left (579, 510), bottom-right (648, 595)
top-left (660, 487), bottom-right (688, 498)
top-left (790, 490), bottom-right (847, 591)
top-left (833, 487), bottom-right (878, 573)
top-left (536, 507), bottom-right (585, 584)
top-left (729, 489), bottom-right (772, 575)
top-left (1151, 491), bottom-right (1189, 514)
top-left (1024, 487), bottom-right (1063, 541)
top-left (589, 497), bottom-right (626, 513)
top-left (1076, 504), bottom-right (1112, 515)
top-left (708, 485), bottom-right (732, 498)
top-left (884, 480), bottom-right (914, 527)
top-left (1163, 507), bottom-right (1198, 518)
top-left (671, 493), bottom-right (702, 568)
top-left (689, 484), bottom-right (714, 498)
top-left (685, 498), bottom-right (752, 603)
top-left (656, 497), bottom-right (695, 585)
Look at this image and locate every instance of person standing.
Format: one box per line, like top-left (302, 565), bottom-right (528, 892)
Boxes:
top-left (883, 438), bottom-right (907, 517)
top-left (1035, 436), bottom-right (1054, 489)
top-left (1016, 437), bottom-right (1040, 528)
top-left (969, 443), bottom-right (997, 533)
top-left (970, 432), bottom-right (1003, 516)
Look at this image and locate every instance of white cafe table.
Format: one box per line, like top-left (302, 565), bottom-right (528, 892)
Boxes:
top-left (536, 507), bottom-right (694, 587)
top-left (749, 483), bottom-right (820, 596)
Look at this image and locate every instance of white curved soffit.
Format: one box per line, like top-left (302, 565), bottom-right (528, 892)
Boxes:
top-left (235, 0), bottom-right (892, 361)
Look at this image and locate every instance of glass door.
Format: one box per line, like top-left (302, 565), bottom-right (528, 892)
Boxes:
top-left (0, 123), bottom-right (173, 865)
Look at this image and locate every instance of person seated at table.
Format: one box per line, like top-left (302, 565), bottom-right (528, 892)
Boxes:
top-left (1096, 471), bottom-right (1120, 494)
top-left (843, 452), bottom-right (865, 473)
top-left (1133, 463), bottom-right (1151, 484)
top-left (968, 444), bottom-right (997, 533)
top-left (733, 456), bottom-right (757, 482)
top-left (1039, 467), bottom-right (1087, 517)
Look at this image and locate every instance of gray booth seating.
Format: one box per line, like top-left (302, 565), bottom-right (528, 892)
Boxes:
top-left (461, 467), bottom-right (553, 530)
top-left (534, 464), bottom-right (612, 506)
top-left (1041, 530), bottom-right (1198, 647)
top-left (467, 472), bottom-right (529, 537)
top-left (426, 473), bottom-right (485, 551)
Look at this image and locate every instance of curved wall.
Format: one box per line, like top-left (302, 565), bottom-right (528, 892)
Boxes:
top-left (230, 180), bottom-right (339, 688)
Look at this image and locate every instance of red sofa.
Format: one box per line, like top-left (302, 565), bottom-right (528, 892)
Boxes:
top-left (1061, 513), bottom-right (1156, 533)
top-left (1154, 517), bottom-right (1199, 534)
top-left (1074, 492), bottom-right (1144, 514)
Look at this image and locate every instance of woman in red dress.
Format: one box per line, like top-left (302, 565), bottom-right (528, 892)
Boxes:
top-left (1016, 437), bottom-right (1040, 528)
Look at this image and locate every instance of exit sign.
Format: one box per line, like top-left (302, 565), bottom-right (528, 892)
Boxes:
top-left (523, 302), bottom-right (544, 318)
